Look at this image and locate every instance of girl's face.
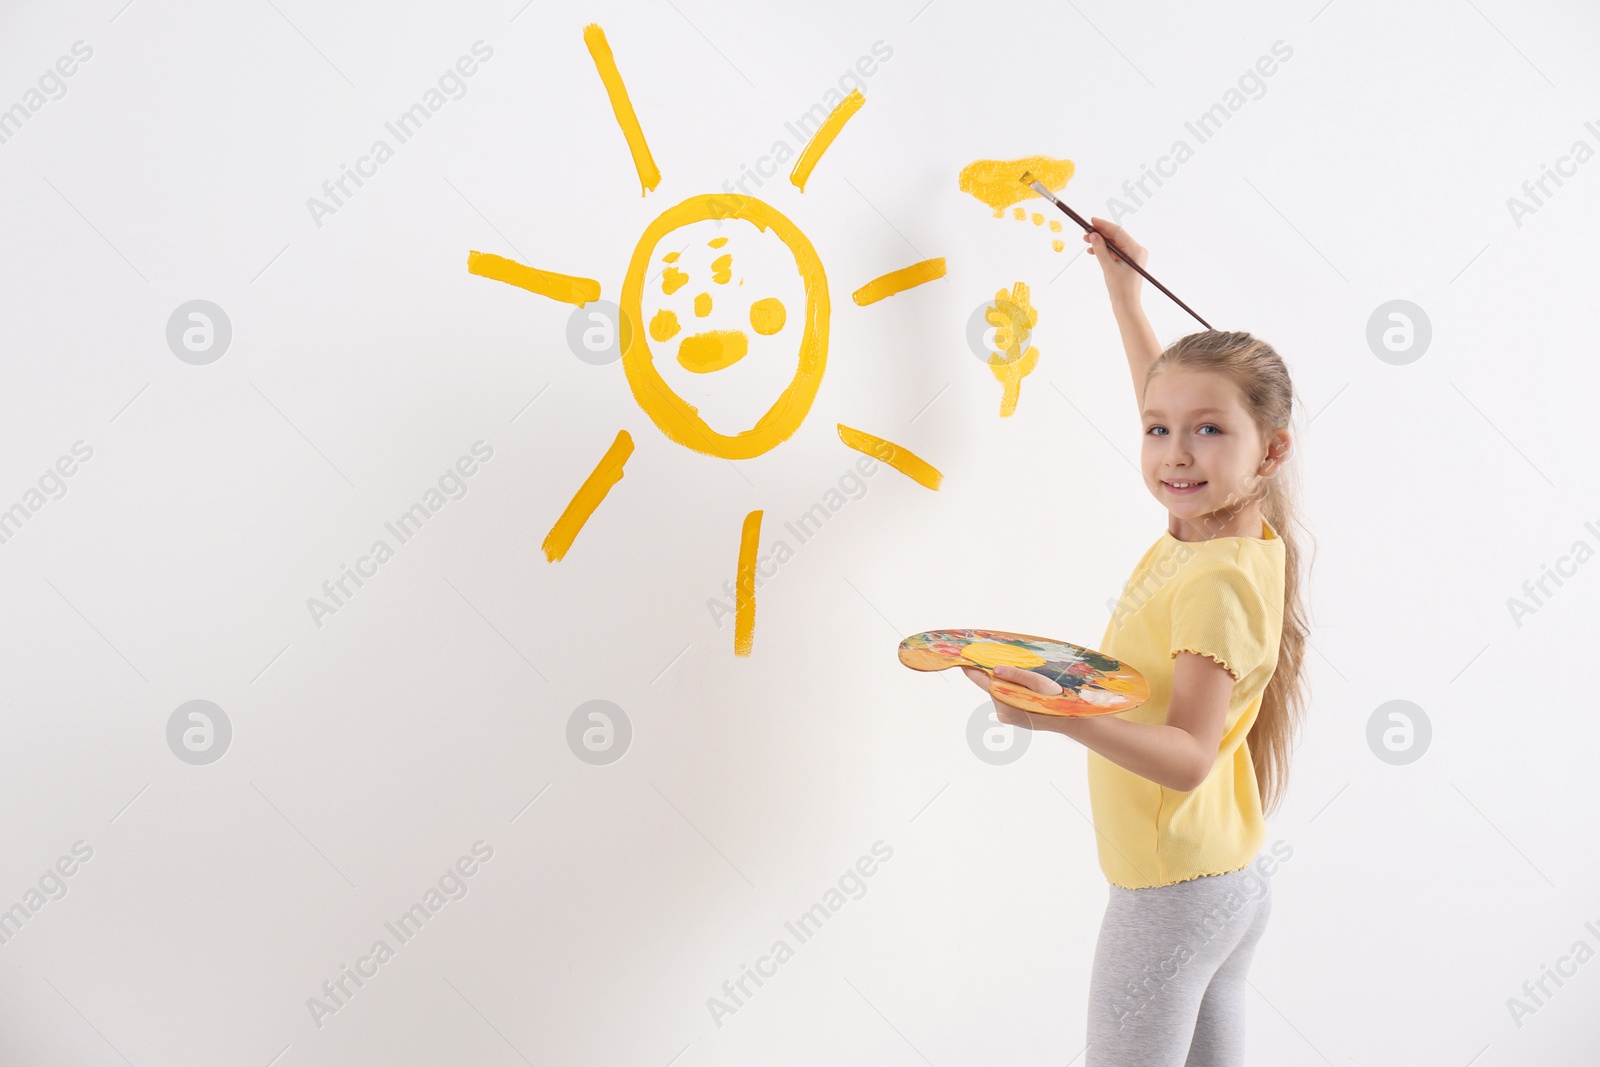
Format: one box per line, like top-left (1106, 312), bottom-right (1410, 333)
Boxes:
top-left (1140, 366), bottom-right (1278, 525)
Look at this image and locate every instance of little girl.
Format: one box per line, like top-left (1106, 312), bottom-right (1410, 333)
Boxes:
top-left (963, 218), bottom-right (1311, 1066)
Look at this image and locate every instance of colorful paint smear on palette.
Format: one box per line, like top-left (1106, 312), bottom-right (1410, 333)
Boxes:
top-left (959, 155), bottom-right (1075, 252)
top-left (470, 23), bottom-right (955, 656)
top-left (897, 628), bottom-right (1149, 717)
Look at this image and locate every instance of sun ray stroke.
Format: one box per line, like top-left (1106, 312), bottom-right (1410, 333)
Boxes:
top-left (583, 23), bottom-right (661, 196)
top-left (543, 430), bottom-right (635, 562)
top-left (851, 257), bottom-right (946, 305)
top-left (468, 250), bottom-right (601, 306)
top-left (735, 510), bottom-right (762, 655)
top-left (789, 88), bottom-right (865, 192)
top-left (836, 424), bottom-right (942, 490)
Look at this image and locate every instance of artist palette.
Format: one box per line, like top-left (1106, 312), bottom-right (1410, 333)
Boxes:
top-left (898, 628), bottom-right (1148, 717)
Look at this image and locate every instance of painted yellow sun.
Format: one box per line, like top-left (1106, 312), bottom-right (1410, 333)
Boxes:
top-left (466, 23), bottom-right (948, 656)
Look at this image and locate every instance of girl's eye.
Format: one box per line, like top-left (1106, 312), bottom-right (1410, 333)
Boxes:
top-left (1145, 425), bottom-right (1167, 436)
top-left (1198, 424), bottom-right (1221, 435)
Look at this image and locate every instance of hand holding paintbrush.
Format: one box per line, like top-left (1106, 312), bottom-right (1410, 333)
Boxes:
top-left (1080, 216), bottom-right (1147, 297)
top-left (1020, 172), bottom-right (1212, 329)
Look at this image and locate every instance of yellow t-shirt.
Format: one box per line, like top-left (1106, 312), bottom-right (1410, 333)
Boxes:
top-left (1087, 518), bottom-right (1286, 889)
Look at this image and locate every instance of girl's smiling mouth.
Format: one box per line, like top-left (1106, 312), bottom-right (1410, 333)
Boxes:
top-left (1161, 479), bottom-right (1207, 495)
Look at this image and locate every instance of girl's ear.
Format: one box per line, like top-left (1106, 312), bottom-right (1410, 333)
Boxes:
top-left (1258, 430), bottom-right (1291, 476)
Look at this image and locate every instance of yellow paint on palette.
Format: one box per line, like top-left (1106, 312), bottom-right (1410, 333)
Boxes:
top-left (543, 430), bottom-right (634, 562)
top-left (708, 237), bottom-right (728, 248)
top-left (467, 251), bottom-right (601, 307)
top-left (1049, 219), bottom-right (1062, 232)
top-left (1096, 673), bottom-right (1145, 694)
top-left (790, 88), bottom-right (865, 192)
top-left (836, 424), bottom-right (942, 490)
top-left (735, 509), bottom-right (762, 655)
top-left (963, 641), bottom-right (1047, 669)
top-left (958, 155), bottom-right (1076, 212)
top-left (852, 257), bottom-right (946, 306)
top-left (749, 297), bottom-right (785, 335)
top-left (1012, 207), bottom-right (1025, 220)
top-left (711, 254), bottom-right (733, 284)
top-left (582, 24), bottom-right (660, 197)
top-left (693, 292), bottom-right (712, 317)
top-left (663, 251), bottom-right (680, 262)
top-left (662, 267), bottom-right (689, 295)
top-left (677, 330), bottom-right (748, 373)
top-left (1052, 239), bottom-right (1065, 252)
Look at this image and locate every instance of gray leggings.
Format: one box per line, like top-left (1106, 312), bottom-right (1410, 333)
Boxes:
top-left (1085, 859), bottom-right (1273, 1066)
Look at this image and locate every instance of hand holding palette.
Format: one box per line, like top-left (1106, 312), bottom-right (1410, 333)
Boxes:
top-left (898, 628), bottom-right (1149, 717)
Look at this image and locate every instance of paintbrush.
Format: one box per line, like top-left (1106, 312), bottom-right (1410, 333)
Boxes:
top-left (1019, 171), bottom-right (1212, 329)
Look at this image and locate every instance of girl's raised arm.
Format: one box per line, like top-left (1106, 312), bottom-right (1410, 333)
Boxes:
top-left (1084, 217), bottom-right (1161, 408)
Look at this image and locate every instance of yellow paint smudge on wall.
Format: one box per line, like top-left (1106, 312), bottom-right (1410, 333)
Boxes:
top-left (749, 297), bottom-right (785, 335)
top-left (582, 24), bottom-right (660, 197)
top-left (677, 330), bottom-right (748, 373)
top-left (467, 251), bottom-right (601, 307)
top-left (852, 257), bottom-right (946, 306)
top-left (735, 509), bottom-right (762, 655)
top-left (961, 157), bottom-right (1077, 256)
top-left (662, 266), bottom-right (689, 295)
top-left (836, 424), bottom-right (942, 490)
top-left (543, 430), bottom-right (634, 562)
top-left (986, 281), bottom-right (1040, 418)
top-left (711, 254), bottom-right (733, 284)
top-left (694, 292), bottom-right (712, 317)
top-left (958, 155), bottom-right (1076, 212)
top-left (650, 308), bottom-right (679, 341)
top-left (790, 88), bottom-right (865, 192)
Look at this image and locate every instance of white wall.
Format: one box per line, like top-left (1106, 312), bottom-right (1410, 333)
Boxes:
top-left (1, 0), bottom-right (1596, 1063)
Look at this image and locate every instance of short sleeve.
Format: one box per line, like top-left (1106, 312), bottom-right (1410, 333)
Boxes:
top-left (1168, 562), bottom-right (1274, 682)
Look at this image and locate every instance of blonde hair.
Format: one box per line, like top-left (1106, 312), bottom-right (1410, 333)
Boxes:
top-left (1146, 330), bottom-right (1313, 817)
